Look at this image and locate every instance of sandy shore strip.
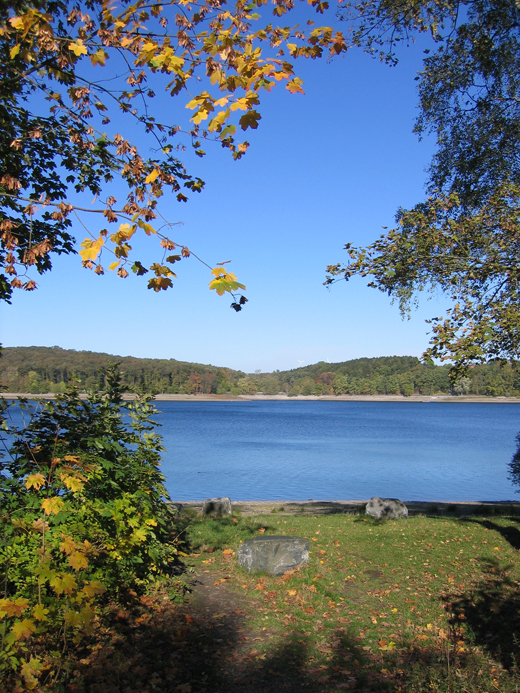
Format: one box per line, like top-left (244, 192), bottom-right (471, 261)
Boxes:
top-left (3, 392), bottom-right (520, 403)
top-left (170, 499), bottom-right (520, 517)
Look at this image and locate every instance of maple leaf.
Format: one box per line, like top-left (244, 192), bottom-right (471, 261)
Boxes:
top-left (20, 657), bottom-right (43, 690)
top-left (79, 237), bottom-right (105, 262)
top-left (52, 573), bottom-right (77, 595)
top-left (25, 473), bottom-right (45, 490)
top-left (148, 276), bottom-right (173, 291)
top-left (137, 219), bottom-right (156, 235)
top-left (239, 110), bottom-right (261, 131)
top-left (41, 497), bottom-right (65, 515)
top-left (69, 40), bottom-right (88, 56)
top-left (145, 169), bottom-right (160, 184)
top-left (90, 49), bottom-right (108, 66)
top-left (286, 77), bottom-right (305, 94)
top-left (82, 581), bottom-right (106, 598)
top-left (60, 535), bottom-right (77, 555)
top-left (0, 597), bottom-right (30, 619)
top-left (32, 604), bottom-right (49, 622)
top-left (60, 473), bottom-right (85, 492)
top-left (12, 618), bottom-right (36, 640)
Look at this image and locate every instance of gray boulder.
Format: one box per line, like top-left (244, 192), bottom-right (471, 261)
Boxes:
top-left (238, 535), bottom-right (310, 576)
top-left (365, 497), bottom-right (408, 520)
top-left (164, 501), bottom-right (183, 515)
top-left (202, 497), bottom-right (232, 517)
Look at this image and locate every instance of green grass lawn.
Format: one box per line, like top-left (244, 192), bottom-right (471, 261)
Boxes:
top-left (180, 511), bottom-right (520, 692)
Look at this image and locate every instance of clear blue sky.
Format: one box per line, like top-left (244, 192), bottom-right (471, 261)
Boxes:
top-left (0, 15), bottom-right (450, 373)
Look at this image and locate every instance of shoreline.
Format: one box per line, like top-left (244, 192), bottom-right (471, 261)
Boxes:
top-left (169, 499), bottom-right (520, 517)
top-left (4, 392), bottom-right (520, 403)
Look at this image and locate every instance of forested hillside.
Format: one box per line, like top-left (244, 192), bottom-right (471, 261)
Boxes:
top-left (1, 347), bottom-right (519, 397)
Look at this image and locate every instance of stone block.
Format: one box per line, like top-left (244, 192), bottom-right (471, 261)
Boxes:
top-left (202, 497), bottom-right (232, 517)
top-left (238, 535), bottom-right (310, 576)
top-left (164, 501), bottom-right (183, 515)
top-left (365, 497), bottom-right (408, 520)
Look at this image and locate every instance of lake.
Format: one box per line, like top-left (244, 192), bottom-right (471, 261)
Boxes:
top-left (155, 401), bottom-right (520, 502)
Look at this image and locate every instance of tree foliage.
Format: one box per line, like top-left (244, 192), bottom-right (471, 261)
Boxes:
top-left (0, 0), bottom-right (350, 305)
top-left (3, 345), bottom-right (520, 396)
top-left (327, 0), bottom-right (520, 376)
top-left (0, 368), bottom-right (179, 689)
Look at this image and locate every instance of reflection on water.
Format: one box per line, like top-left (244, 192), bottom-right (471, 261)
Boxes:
top-left (154, 401), bottom-right (520, 502)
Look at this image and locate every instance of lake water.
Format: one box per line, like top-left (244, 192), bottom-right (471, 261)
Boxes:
top-left (154, 401), bottom-right (520, 502)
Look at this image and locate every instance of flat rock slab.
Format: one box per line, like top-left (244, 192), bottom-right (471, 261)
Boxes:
top-left (203, 497), bottom-right (232, 517)
top-left (366, 496), bottom-right (408, 520)
top-left (238, 535), bottom-right (310, 576)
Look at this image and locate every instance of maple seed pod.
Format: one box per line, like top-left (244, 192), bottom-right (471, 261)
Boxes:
top-left (82, 260), bottom-right (94, 269)
top-left (94, 264), bottom-right (104, 275)
top-left (181, 246), bottom-right (190, 257)
top-left (117, 267), bottom-right (129, 278)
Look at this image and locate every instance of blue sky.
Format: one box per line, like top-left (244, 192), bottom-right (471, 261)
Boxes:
top-left (0, 13), bottom-right (451, 373)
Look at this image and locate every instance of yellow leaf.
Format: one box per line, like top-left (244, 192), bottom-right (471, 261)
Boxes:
top-left (25, 473), bottom-right (45, 490)
top-left (145, 169), bottom-right (160, 184)
top-left (41, 497), bottom-right (65, 516)
top-left (108, 260), bottom-right (120, 271)
top-left (10, 16), bottom-right (25, 30)
top-left (59, 535), bottom-right (77, 555)
top-left (69, 40), bottom-right (88, 57)
top-left (230, 97), bottom-right (250, 112)
top-left (79, 236), bottom-right (104, 261)
top-left (69, 551), bottom-right (89, 571)
top-left (90, 48), bottom-right (107, 66)
top-left (60, 473), bottom-right (84, 492)
top-left (32, 604), bottom-right (49, 622)
top-left (136, 219), bottom-right (156, 235)
top-left (65, 610), bottom-right (82, 627)
top-left (20, 656), bottom-right (43, 689)
top-left (110, 223), bottom-right (136, 245)
top-left (52, 573), bottom-right (77, 596)
top-left (191, 108), bottom-right (209, 124)
top-left (10, 45), bottom-right (20, 59)
top-left (0, 597), bottom-right (30, 619)
top-left (82, 581), bottom-right (106, 598)
top-left (12, 618), bottom-right (36, 640)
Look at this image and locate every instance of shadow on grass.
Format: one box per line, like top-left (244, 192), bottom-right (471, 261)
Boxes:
top-left (64, 582), bottom-right (517, 693)
top-left (442, 555), bottom-right (520, 673)
top-left (460, 516), bottom-right (520, 551)
top-left (63, 517), bottom-right (520, 693)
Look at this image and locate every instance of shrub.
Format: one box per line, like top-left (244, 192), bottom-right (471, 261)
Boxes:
top-left (0, 367), bottom-right (176, 690)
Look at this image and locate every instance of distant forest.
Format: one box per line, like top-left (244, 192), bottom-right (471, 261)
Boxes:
top-left (1, 347), bottom-right (520, 397)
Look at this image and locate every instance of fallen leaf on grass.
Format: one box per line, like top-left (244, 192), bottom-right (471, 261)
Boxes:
top-left (258, 528), bottom-right (266, 534)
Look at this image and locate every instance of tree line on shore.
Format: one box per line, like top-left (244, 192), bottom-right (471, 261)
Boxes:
top-left (2, 347), bottom-right (519, 398)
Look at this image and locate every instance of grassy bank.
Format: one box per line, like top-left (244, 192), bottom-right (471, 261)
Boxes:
top-left (30, 511), bottom-right (520, 692)
top-left (176, 511), bottom-right (520, 692)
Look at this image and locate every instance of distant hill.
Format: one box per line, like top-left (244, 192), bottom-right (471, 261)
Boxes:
top-left (1, 346), bottom-right (518, 397)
